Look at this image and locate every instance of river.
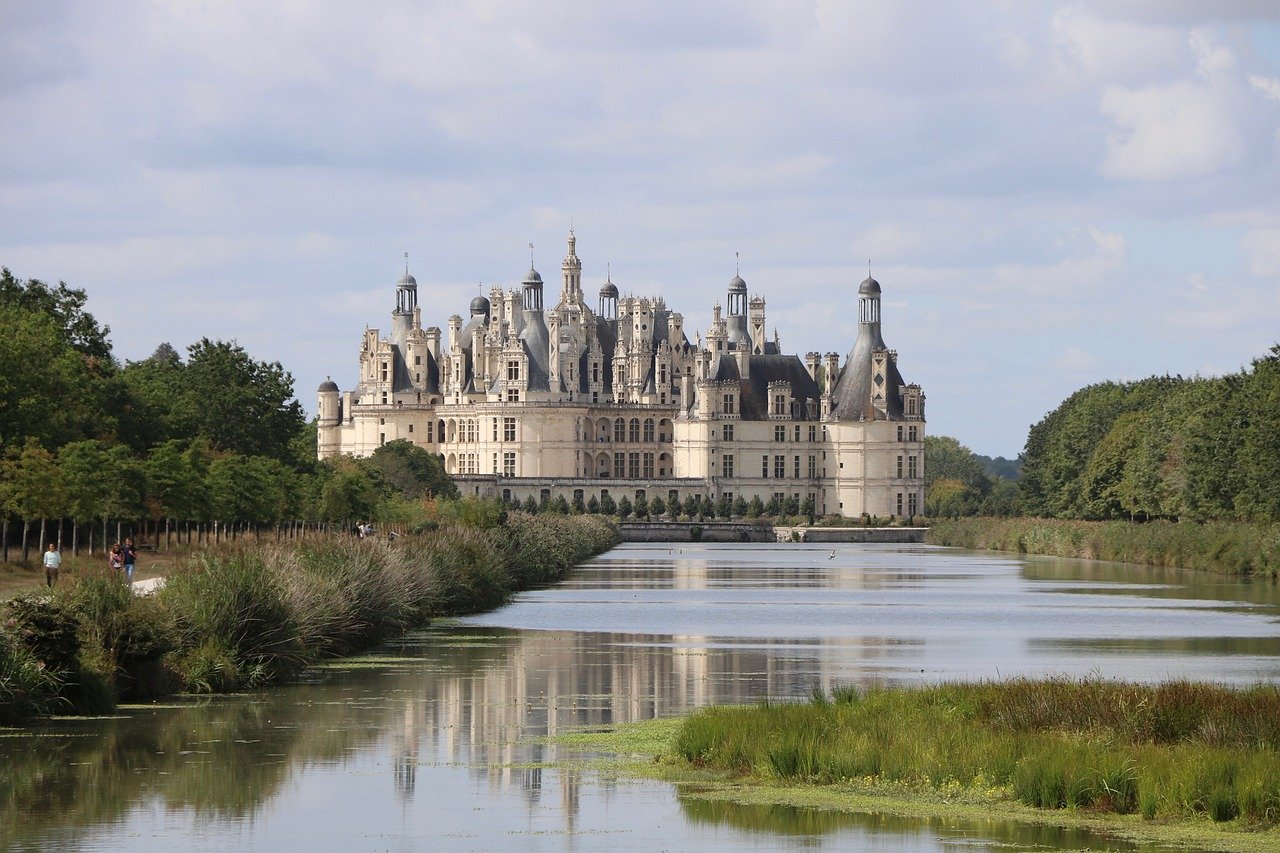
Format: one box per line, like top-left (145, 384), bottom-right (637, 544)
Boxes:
top-left (3, 542), bottom-right (1278, 851)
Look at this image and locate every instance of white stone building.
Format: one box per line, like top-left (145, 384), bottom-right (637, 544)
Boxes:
top-left (318, 232), bottom-right (925, 518)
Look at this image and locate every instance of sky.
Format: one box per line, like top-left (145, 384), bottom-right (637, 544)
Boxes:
top-left (3, 1), bottom-right (1279, 458)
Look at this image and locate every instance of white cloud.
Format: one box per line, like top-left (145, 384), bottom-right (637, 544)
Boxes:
top-left (1250, 75), bottom-right (1280, 101)
top-left (1100, 81), bottom-right (1242, 180)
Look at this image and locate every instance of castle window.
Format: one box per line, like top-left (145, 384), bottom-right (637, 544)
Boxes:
top-left (503, 417), bottom-right (516, 442)
top-left (722, 454), bottom-right (734, 478)
top-left (724, 424), bottom-right (734, 442)
top-left (774, 425), bottom-right (786, 442)
top-left (507, 360), bottom-right (520, 381)
top-left (773, 394), bottom-right (786, 416)
top-left (414, 355), bottom-right (421, 366)
top-left (507, 389), bottom-right (519, 402)
top-left (592, 363), bottom-right (599, 382)
top-left (908, 455), bottom-right (918, 479)
top-left (774, 455), bottom-right (785, 479)
top-left (614, 452), bottom-right (625, 478)
top-left (408, 424), bottom-right (414, 434)
top-left (908, 493), bottom-right (918, 516)
top-left (493, 419), bottom-right (499, 441)
top-left (794, 456), bottom-right (801, 478)
top-left (643, 418), bottom-right (655, 442)
top-left (723, 393), bottom-right (736, 415)
top-left (426, 422), bottom-right (434, 442)
top-left (629, 418), bottom-right (640, 442)
top-left (808, 455), bottom-right (816, 478)
top-left (643, 452), bottom-right (654, 478)
top-left (627, 452), bottom-right (640, 478)
top-left (762, 455), bottom-right (769, 478)
top-left (381, 392), bottom-right (388, 405)
top-left (503, 452), bottom-right (516, 476)
top-left (381, 362), bottom-right (388, 382)
top-left (909, 425), bottom-right (919, 442)
top-left (897, 425), bottom-right (904, 442)
top-left (896, 493), bottom-right (903, 516)
top-left (907, 397), bottom-right (916, 416)
top-left (379, 432), bottom-right (385, 446)
top-left (794, 425), bottom-right (801, 441)
top-left (897, 455), bottom-right (904, 478)
top-left (614, 418), bottom-right (626, 442)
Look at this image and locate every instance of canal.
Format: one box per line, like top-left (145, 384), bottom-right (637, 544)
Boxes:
top-left (4, 543), bottom-right (1279, 851)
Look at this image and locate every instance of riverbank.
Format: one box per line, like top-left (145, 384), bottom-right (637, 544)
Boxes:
top-left (555, 679), bottom-right (1280, 853)
top-left (927, 517), bottom-right (1280, 578)
top-left (0, 512), bottom-right (618, 724)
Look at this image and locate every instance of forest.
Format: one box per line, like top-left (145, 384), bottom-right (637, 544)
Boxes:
top-left (0, 268), bottom-right (454, 559)
top-left (926, 346), bottom-right (1280, 524)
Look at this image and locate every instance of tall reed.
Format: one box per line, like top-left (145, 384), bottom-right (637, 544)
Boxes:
top-left (674, 679), bottom-right (1280, 824)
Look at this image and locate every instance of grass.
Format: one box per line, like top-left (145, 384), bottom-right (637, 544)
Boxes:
top-left (0, 512), bottom-right (620, 721)
top-left (671, 679), bottom-right (1280, 827)
top-left (539, 698), bottom-right (1280, 853)
top-left (927, 517), bottom-right (1280, 578)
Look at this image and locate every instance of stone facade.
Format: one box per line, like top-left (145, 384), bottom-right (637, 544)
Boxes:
top-left (317, 232), bottom-right (925, 518)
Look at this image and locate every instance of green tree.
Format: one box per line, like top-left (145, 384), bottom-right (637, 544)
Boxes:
top-left (571, 491), bottom-right (586, 514)
top-left (0, 268), bottom-right (113, 362)
top-left (586, 494), bottom-right (600, 514)
top-left (367, 439), bottom-right (457, 500)
top-left (3, 439), bottom-right (70, 558)
top-left (800, 494), bottom-right (815, 524)
top-left (649, 495), bottom-right (666, 517)
top-left (746, 495), bottom-right (764, 518)
top-left (0, 303), bottom-right (120, 450)
top-left (316, 457), bottom-right (380, 523)
top-left (599, 492), bottom-right (616, 515)
top-left (616, 495), bottom-right (632, 520)
top-left (633, 493), bottom-right (649, 518)
top-left (550, 494), bottom-right (570, 515)
top-left (1236, 346), bottom-right (1280, 520)
top-left (715, 493), bottom-right (732, 519)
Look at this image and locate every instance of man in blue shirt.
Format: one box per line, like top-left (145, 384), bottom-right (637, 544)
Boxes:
top-left (43, 543), bottom-right (61, 588)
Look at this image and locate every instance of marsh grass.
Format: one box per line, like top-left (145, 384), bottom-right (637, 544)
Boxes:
top-left (674, 679), bottom-right (1280, 825)
top-left (927, 518), bottom-right (1280, 578)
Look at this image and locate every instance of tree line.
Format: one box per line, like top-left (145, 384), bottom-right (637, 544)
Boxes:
top-left (926, 343), bottom-right (1280, 522)
top-left (0, 269), bottom-right (456, 561)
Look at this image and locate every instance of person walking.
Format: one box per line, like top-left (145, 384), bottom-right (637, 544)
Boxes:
top-left (109, 543), bottom-right (124, 576)
top-left (122, 537), bottom-right (138, 584)
top-left (42, 543), bottom-right (61, 588)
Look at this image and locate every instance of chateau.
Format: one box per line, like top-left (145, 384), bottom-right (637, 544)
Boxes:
top-left (317, 232), bottom-right (925, 518)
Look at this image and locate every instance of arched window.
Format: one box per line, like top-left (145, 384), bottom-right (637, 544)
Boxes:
top-left (614, 418), bottom-right (626, 442)
top-left (629, 418), bottom-right (640, 442)
top-left (643, 418), bottom-right (655, 442)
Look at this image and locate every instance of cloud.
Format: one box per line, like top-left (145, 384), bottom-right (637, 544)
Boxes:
top-left (1100, 81), bottom-right (1243, 180)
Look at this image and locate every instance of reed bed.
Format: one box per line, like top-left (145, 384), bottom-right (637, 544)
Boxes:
top-left (674, 679), bottom-right (1280, 825)
top-left (0, 511), bottom-right (619, 715)
top-left (927, 518), bottom-right (1280, 578)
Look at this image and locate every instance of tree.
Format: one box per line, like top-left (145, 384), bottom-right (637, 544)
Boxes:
top-left (716, 493), bottom-right (732, 519)
top-left (316, 457), bottom-right (380, 523)
top-left (586, 495), bottom-right (600, 514)
top-left (571, 491), bottom-right (586, 514)
top-left (732, 495), bottom-right (748, 518)
top-left (0, 268), bottom-right (113, 362)
top-left (649, 495), bottom-right (666, 517)
top-left (1236, 346), bottom-right (1280, 521)
top-left (599, 492), bottom-right (616, 515)
top-left (764, 495), bottom-right (781, 516)
top-left (3, 439), bottom-right (69, 559)
top-left (0, 303), bottom-right (121, 451)
top-left (746, 495), bottom-right (764, 518)
top-left (800, 494), bottom-right (815, 524)
top-left (550, 494), bottom-right (570, 514)
top-left (682, 494), bottom-right (699, 518)
top-left (633, 493), bottom-right (649, 518)
top-left (125, 338), bottom-right (306, 463)
top-left (784, 495), bottom-right (800, 516)
top-left (616, 495), bottom-right (633, 520)
top-left (523, 495), bottom-right (539, 514)
top-left (368, 439), bottom-right (457, 500)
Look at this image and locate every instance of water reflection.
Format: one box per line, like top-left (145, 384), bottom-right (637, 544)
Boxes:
top-left (3, 543), bottom-right (1278, 851)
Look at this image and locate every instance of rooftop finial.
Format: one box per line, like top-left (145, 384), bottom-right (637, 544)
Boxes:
top-left (607, 262), bottom-right (611, 282)
top-left (868, 258), bottom-right (872, 278)
top-left (529, 242), bottom-right (534, 267)
top-left (735, 251), bottom-right (740, 275)
top-left (404, 251), bottom-right (409, 275)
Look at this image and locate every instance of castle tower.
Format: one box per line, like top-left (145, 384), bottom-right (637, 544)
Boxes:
top-left (726, 273), bottom-right (749, 348)
top-left (561, 229), bottom-right (583, 303)
top-left (598, 275), bottom-right (618, 320)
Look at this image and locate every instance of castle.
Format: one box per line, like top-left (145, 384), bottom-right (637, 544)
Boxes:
top-left (317, 231), bottom-right (925, 518)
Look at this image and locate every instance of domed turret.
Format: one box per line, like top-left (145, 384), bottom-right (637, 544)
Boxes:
top-left (318, 378), bottom-right (339, 393)
top-left (728, 274), bottom-right (747, 294)
top-left (470, 295), bottom-right (490, 316)
top-left (858, 276), bottom-right (881, 296)
top-left (598, 275), bottom-right (618, 320)
top-left (398, 271), bottom-right (418, 288)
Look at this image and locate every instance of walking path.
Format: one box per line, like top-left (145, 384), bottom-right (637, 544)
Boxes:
top-left (131, 576), bottom-right (166, 595)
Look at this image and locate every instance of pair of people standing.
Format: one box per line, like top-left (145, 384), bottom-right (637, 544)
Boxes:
top-left (108, 538), bottom-right (138, 583)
